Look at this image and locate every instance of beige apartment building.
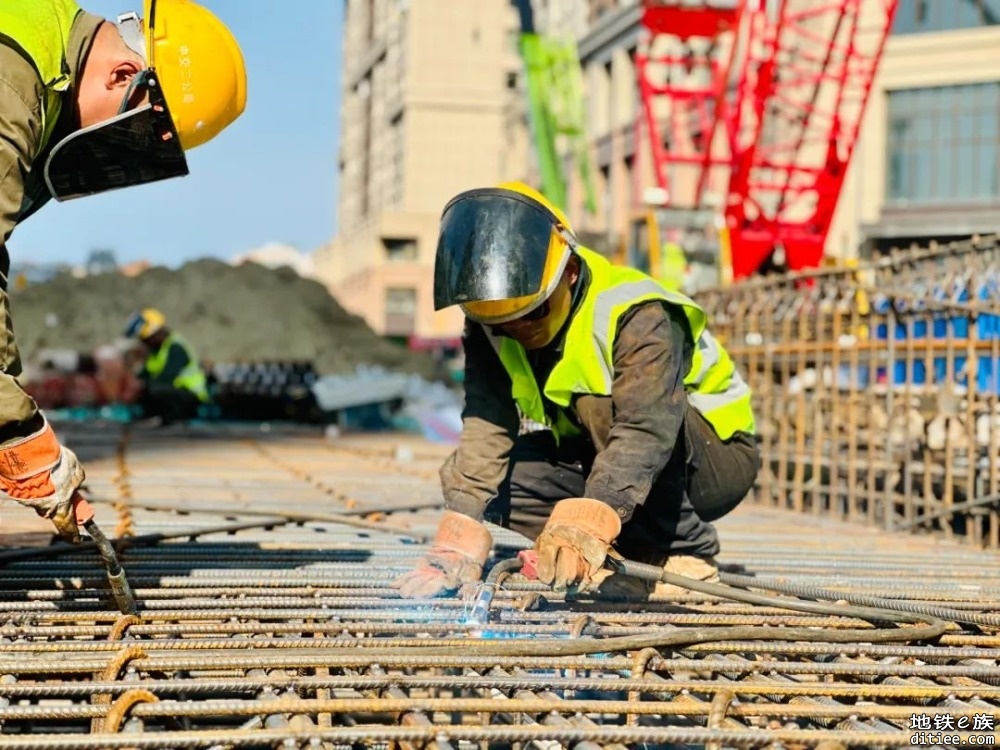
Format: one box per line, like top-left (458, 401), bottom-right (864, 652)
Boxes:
top-left (568, 0), bottom-right (1000, 271)
top-left (313, 0), bottom-right (531, 341)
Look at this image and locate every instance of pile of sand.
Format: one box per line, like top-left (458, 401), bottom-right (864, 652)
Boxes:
top-left (9, 260), bottom-right (439, 379)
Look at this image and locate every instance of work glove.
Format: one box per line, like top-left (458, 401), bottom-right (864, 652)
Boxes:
top-left (0, 417), bottom-right (86, 544)
top-left (533, 497), bottom-right (622, 592)
top-left (392, 510), bottom-right (494, 599)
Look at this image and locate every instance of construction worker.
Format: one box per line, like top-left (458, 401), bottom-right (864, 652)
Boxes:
top-left (394, 182), bottom-right (760, 600)
top-left (0, 0), bottom-right (246, 543)
top-left (657, 239), bottom-right (689, 293)
top-left (123, 308), bottom-right (209, 424)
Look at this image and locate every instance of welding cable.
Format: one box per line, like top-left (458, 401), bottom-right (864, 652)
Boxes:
top-left (497, 554), bottom-right (945, 629)
top-left (0, 519), bottom-right (292, 565)
top-left (615, 560), bottom-right (1000, 629)
top-left (86, 497), bottom-right (433, 542)
top-left (440, 555), bottom-right (948, 658)
top-left (716, 572), bottom-right (1000, 628)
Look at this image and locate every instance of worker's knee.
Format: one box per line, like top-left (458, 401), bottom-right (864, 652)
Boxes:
top-left (688, 435), bottom-right (760, 522)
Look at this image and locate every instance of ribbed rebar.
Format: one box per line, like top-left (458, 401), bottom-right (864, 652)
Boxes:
top-left (0, 726), bottom-right (994, 749)
top-left (4, 422), bottom-right (995, 746)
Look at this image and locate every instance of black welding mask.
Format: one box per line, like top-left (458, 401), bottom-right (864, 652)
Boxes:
top-left (433, 187), bottom-right (573, 325)
top-left (43, 68), bottom-right (189, 201)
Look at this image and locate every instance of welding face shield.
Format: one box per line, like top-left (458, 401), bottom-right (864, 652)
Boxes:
top-left (43, 67), bottom-right (189, 201)
top-left (433, 187), bottom-right (573, 326)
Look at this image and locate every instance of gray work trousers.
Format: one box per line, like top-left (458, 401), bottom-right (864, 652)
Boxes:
top-left (485, 407), bottom-right (761, 558)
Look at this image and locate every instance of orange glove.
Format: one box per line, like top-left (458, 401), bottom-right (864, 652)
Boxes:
top-left (392, 510), bottom-right (493, 599)
top-left (0, 418), bottom-right (86, 544)
top-left (534, 498), bottom-right (622, 592)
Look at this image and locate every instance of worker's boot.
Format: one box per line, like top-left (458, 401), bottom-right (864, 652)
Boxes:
top-left (584, 549), bottom-right (664, 601)
top-left (653, 555), bottom-right (720, 597)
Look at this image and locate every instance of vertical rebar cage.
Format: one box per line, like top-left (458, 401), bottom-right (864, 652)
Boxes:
top-left (698, 234), bottom-right (1000, 548)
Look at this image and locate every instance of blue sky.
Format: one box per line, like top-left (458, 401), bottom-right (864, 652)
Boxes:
top-left (12, 0), bottom-right (342, 267)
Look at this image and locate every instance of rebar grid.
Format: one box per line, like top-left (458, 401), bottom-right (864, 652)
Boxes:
top-left (698, 234), bottom-right (1000, 549)
top-left (0, 422), bottom-right (993, 749)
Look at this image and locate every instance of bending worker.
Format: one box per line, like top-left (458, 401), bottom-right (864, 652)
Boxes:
top-left (124, 308), bottom-right (210, 424)
top-left (0, 0), bottom-right (246, 542)
top-left (394, 182), bottom-right (760, 600)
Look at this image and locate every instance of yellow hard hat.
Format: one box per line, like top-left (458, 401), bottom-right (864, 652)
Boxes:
top-left (124, 308), bottom-right (167, 339)
top-left (44, 0), bottom-right (246, 201)
top-left (434, 181), bottom-right (574, 325)
top-left (141, 0), bottom-right (248, 150)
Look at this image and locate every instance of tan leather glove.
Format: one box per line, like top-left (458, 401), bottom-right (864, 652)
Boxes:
top-left (534, 498), bottom-right (622, 592)
top-left (0, 418), bottom-right (86, 544)
top-left (392, 510), bottom-right (493, 599)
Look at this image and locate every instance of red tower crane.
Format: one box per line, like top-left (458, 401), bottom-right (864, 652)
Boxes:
top-left (634, 0), bottom-right (899, 280)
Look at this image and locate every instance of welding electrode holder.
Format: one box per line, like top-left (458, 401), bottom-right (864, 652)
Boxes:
top-left (516, 548), bottom-right (701, 589)
top-left (73, 494), bottom-right (139, 616)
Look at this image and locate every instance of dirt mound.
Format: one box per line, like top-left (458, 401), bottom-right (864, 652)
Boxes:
top-left (9, 260), bottom-right (439, 378)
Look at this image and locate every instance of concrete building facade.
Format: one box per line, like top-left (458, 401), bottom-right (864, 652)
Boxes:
top-left (569, 0), bottom-right (1000, 273)
top-left (314, 0), bottom-right (529, 341)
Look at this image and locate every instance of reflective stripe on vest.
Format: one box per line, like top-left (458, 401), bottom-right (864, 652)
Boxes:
top-left (145, 333), bottom-right (210, 402)
top-left (487, 246), bottom-right (755, 441)
top-left (0, 0), bottom-right (81, 154)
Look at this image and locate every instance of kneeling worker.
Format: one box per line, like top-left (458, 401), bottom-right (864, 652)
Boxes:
top-left (394, 182), bottom-right (760, 600)
top-left (124, 308), bottom-right (209, 424)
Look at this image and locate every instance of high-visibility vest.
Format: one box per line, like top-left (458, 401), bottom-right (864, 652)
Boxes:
top-left (658, 241), bottom-right (688, 292)
top-left (0, 0), bottom-right (82, 155)
top-left (486, 246), bottom-right (755, 442)
top-left (145, 333), bottom-right (210, 403)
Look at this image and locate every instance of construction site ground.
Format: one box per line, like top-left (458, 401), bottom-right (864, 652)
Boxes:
top-left (0, 422), bottom-right (997, 749)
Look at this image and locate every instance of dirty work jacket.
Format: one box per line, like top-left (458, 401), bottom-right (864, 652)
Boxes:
top-left (0, 2), bottom-right (102, 441)
top-left (441, 246), bottom-right (756, 523)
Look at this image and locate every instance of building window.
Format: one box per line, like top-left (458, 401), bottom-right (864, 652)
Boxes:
top-left (507, 28), bottom-right (520, 54)
top-left (623, 154), bottom-right (635, 206)
top-left (603, 59), bottom-right (614, 135)
top-left (383, 237), bottom-right (418, 261)
top-left (886, 82), bottom-right (1000, 204)
top-left (626, 46), bottom-right (639, 119)
top-left (385, 287), bottom-right (417, 336)
top-left (599, 163), bottom-right (612, 231)
top-left (892, 0), bottom-right (1000, 34)
top-left (390, 111), bottom-right (405, 206)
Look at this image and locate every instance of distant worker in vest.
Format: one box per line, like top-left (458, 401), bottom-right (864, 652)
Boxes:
top-left (393, 182), bottom-right (760, 601)
top-left (124, 308), bottom-right (210, 424)
top-left (0, 0), bottom-right (245, 543)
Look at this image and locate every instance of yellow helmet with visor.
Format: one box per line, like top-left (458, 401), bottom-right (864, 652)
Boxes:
top-left (434, 181), bottom-right (576, 326)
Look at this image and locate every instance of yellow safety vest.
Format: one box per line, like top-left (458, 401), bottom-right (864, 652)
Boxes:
top-left (487, 246), bottom-right (755, 442)
top-left (658, 241), bottom-right (688, 292)
top-left (145, 333), bottom-right (210, 403)
top-left (0, 0), bottom-right (82, 155)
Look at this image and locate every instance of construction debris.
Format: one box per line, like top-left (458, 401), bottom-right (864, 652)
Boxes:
top-left (10, 259), bottom-right (439, 379)
top-left (0, 421), bottom-right (993, 747)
